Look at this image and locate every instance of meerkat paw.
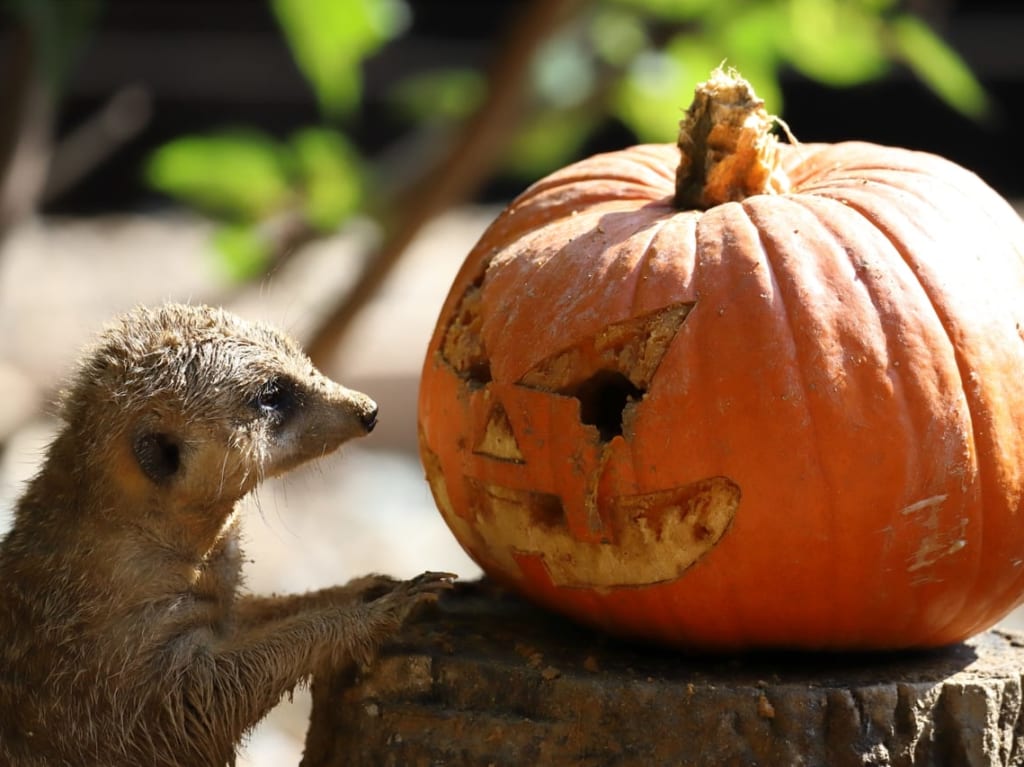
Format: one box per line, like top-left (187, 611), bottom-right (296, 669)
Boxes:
top-left (341, 573), bottom-right (456, 669)
top-left (347, 571), bottom-right (457, 602)
top-left (403, 571), bottom-right (458, 596)
top-left (345, 573), bottom-right (403, 602)
top-left (369, 571), bottom-right (457, 623)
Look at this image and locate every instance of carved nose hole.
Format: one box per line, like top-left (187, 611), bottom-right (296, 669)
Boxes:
top-left (570, 370), bottom-right (644, 442)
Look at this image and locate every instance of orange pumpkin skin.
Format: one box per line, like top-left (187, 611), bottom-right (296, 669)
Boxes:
top-left (418, 132), bottom-right (1024, 650)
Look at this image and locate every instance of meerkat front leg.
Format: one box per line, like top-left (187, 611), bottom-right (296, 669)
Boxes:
top-left (178, 571), bottom-right (454, 753)
top-left (233, 573), bottom-right (409, 627)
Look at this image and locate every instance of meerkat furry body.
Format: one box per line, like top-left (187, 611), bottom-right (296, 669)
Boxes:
top-left (0, 304), bottom-right (453, 766)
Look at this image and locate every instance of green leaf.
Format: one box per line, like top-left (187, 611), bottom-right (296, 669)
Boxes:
top-left (290, 128), bottom-right (364, 231)
top-left (589, 6), bottom-right (648, 68)
top-left (861, 0), bottom-right (899, 11)
top-left (271, 0), bottom-right (409, 118)
top-left (612, 36), bottom-right (723, 143)
top-left (713, 4), bottom-right (787, 111)
top-left (888, 14), bottom-right (990, 120)
top-left (146, 131), bottom-right (292, 220)
top-left (389, 68), bottom-right (486, 122)
top-left (533, 34), bottom-right (597, 110)
top-left (504, 111), bottom-right (595, 179)
top-left (782, 0), bottom-right (889, 86)
top-left (603, 0), bottom-right (718, 22)
top-left (211, 224), bottom-right (272, 282)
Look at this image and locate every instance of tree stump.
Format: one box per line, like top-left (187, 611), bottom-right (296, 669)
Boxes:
top-left (301, 583), bottom-right (1024, 766)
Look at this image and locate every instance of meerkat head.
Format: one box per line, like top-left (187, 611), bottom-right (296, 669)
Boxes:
top-left (58, 304), bottom-right (377, 530)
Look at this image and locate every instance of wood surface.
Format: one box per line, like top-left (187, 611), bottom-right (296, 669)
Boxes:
top-left (302, 582), bottom-right (1024, 766)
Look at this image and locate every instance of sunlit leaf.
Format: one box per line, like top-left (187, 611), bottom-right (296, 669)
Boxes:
top-left (271, 0), bottom-right (410, 118)
top-left (589, 6), bottom-right (648, 67)
top-left (211, 224), bottom-right (272, 282)
top-left (390, 68), bottom-right (486, 122)
top-left (603, 0), bottom-right (717, 22)
top-left (146, 131), bottom-right (292, 220)
top-left (612, 36), bottom-right (723, 143)
top-left (504, 111), bottom-right (595, 179)
top-left (783, 0), bottom-right (889, 86)
top-left (713, 4), bottom-right (787, 112)
top-left (889, 14), bottom-right (990, 120)
top-left (533, 34), bottom-right (597, 110)
top-left (861, 0), bottom-right (899, 11)
top-left (290, 128), bottom-right (364, 231)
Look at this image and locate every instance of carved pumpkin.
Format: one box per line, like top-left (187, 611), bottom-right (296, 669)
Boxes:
top-left (417, 69), bottom-right (1024, 650)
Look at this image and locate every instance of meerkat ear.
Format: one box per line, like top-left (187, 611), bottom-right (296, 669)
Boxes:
top-left (133, 432), bottom-right (182, 483)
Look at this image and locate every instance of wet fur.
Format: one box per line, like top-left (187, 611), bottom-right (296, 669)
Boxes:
top-left (0, 304), bottom-right (452, 766)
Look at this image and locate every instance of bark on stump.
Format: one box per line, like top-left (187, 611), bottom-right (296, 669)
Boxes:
top-left (302, 583), bottom-right (1024, 766)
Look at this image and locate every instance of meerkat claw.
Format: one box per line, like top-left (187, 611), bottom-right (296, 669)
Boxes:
top-left (407, 571), bottom-right (459, 592)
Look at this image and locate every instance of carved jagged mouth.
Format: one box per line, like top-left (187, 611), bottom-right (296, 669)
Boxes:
top-left (423, 439), bottom-right (741, 589)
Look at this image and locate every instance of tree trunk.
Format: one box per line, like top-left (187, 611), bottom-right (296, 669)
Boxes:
top-left (303, 582), bottom-right (1024, 766)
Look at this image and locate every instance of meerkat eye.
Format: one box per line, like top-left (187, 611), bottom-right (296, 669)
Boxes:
top-left (252, 378), bottom-right (296, 419)
top-left (133, 432), bottom-right (182, 484)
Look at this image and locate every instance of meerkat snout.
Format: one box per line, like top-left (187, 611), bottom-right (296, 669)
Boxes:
top-left (258, 377), bottom-right (379, 480)
top-left (327, 383), bottom-right (378, 435)
top-left (0, 303), bottom-right (456, 767)
top-left (362, 402), bottom-right (379, 432)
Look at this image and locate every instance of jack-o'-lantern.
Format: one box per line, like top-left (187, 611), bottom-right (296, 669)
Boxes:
top-left (417, 69), bottom-right (1024, 650)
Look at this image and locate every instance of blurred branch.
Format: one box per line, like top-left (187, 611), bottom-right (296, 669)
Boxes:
top-left (1, 0), bottom-right (122, 239)
top-left (305, 0), bottom-right (586, 366)
top-left (0, 19), bottom-right (53, 235)
top-left (43, 84), bottom-right (152, 203)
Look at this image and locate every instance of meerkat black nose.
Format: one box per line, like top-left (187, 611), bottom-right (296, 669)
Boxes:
top-left (362, 404), bottom-right (379, 433)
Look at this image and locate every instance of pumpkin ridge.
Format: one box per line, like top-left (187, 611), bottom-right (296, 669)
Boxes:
top-left (792, 173), bottom-right (956, 204)
top-left (518, 152), bottom-right (675, 206)
top-left (783, 193), bottom-right (941, 637)
top-left (826, 194), bottom-right (988, 642)
top-left (741, 198), bottom-right (858, 633)
top-left (777, 143), bottom-right (985, 197)
top-left (780, 141), bottom-right (978, 186)
top-left (519, 177), bottom-right (669, 207)
top-left (627, 144), bottom-right (682, 184)
top-left (625, 214), bottom-right (673, 325)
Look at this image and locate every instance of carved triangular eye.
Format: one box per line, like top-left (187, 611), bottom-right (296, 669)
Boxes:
top-left (473, 403), bottom-right (524, 462)
top-left (517, 301), bottom-right (694, 393)
top-left (133, 432), bottom-right (181, 484)
top-left (514, 302), bottom-right (693, 440)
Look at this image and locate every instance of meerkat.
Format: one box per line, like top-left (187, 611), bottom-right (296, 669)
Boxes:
top-left (0, 303), bottom-right (455, 767)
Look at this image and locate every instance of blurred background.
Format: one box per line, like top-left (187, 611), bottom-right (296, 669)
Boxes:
top-left (0, 0), bottom-right (1021, 763)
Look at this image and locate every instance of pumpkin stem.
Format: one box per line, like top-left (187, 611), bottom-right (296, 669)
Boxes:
top-left (674, 68), bottom-right (790, 210)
